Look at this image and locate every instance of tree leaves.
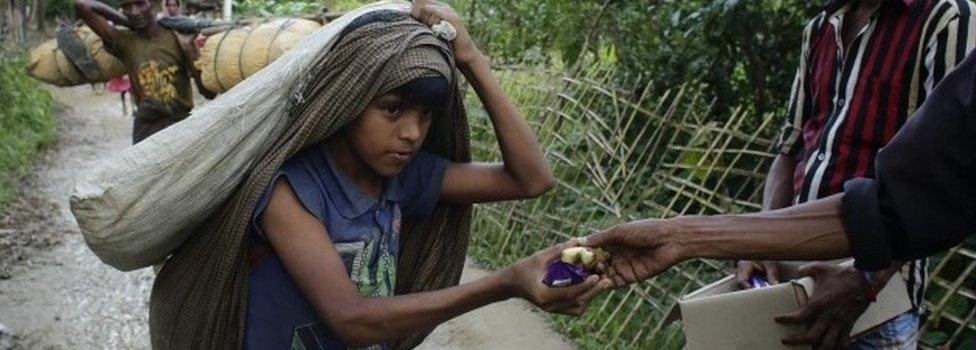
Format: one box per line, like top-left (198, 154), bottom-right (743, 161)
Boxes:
top-left (462, 0), bottom-right (820, 117)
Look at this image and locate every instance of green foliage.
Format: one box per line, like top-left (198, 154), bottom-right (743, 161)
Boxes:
top-left (325, 0), bottom-right (372, 12)
top-left (233, 0), bottom-right (325, 17)
top-left (457, 0), bottom-right (820, 117)
top-left (232, 0), bottom-right (368, 17)
top-left (0, 49), bottom-right (57, 215)
top-left (44, 0), bottom-right (75, 19)
top-left (46, 0), bottom-right (121, 20)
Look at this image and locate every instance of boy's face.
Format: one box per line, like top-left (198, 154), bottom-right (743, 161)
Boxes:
top-left (121, 0), bottom-right (155, 31)
top-left (347, 91), bottom-right (434, 177)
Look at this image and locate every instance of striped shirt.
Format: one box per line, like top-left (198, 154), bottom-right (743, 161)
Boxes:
top-left (776, 0), bottom-right (976, 311)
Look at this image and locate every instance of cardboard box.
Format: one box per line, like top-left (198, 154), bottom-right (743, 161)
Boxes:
top-left (669, 260), bottom-right (912, 350)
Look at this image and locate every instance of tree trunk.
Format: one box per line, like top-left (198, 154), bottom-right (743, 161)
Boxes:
top-left (4, 0), bottom-right (25, 45)
top-left (20, 0), bottom-right (29, 41)
top-left (576, 0), bottom-right (614, 70)
top-left (1, 0), bottom-right (7, 46)
top-left (35, 0), bottom-right (44, 33)
top-left (735, 27), bottom-right (769, 115)
top-left (5, 0), bottom-right (19, 46)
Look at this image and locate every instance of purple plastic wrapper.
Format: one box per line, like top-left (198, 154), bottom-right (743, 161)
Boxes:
top-left (544, 261), bottom-right (588, 287)
top-left (750, 275), bottom-right (770, 288)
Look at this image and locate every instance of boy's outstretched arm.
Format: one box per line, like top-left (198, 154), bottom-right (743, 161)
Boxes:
top-left (74, 0), bottom-right (127, 45)
top-left (412, 0), bottom-right (555, 204)
top-left (261, 181), bottom-right (610, 347)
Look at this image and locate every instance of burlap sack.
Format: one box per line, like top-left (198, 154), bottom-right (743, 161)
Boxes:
top-left (197, 18), bottom-right (322, 93)
top-left (69, 9), bottom-right (360, 272)
top-left (26, 25), bottom-right (126, 86)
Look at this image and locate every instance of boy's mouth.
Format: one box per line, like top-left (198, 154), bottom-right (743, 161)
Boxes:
top-left (389, 150), bottom-right (415, 163)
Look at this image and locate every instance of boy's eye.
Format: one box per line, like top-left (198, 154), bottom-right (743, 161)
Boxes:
top-left (384, 107), bottom-right (401, 118)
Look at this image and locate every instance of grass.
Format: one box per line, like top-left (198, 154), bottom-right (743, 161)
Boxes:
top-left (0, 49), bottom-right (57, 216)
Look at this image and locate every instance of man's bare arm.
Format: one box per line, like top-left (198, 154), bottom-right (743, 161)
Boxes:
top-left (674, 194), bottom-right (849, 261)
top-left (736, 153), bottom-right (798, 287)
top-left (74, 0), bottom-right (127, 45)
top-left (583, 194), bottom-right (850, 286)
top-left (762, 154), bottom-right (797, 210)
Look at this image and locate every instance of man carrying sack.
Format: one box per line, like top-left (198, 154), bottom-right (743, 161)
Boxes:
top-left (74, 0), bottom-right (214, 143)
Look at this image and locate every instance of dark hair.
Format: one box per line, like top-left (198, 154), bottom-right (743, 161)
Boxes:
top-left (337, 10), bottom-right (408, 41)
top-left (394, 76), bottom-right (450, 112)
top-left (338, 10), bottom-right (450, 112)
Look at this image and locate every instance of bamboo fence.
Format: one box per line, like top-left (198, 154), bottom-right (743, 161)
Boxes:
top-left (462, 63), bottom-right (975, 349)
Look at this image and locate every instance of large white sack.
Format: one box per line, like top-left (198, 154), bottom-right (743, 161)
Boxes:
top-left (70, 1), bottom-right (410, 271)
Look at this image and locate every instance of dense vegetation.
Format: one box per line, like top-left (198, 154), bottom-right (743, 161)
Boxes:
top-left (0, 49), bottom-right (56, 214)
top-left (461, 0), bottom-right (820, 117)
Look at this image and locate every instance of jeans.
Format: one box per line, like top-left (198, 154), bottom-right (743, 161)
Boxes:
top-left (848, 311), bottom-right (919, 350)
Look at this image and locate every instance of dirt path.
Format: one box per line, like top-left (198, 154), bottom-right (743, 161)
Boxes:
top-left (0, 85), bottom-right (574, 350)
top-left (418, 258), bottom-right (576, 350)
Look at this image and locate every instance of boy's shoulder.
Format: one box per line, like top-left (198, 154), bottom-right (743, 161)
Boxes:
top-left (260, 146), bottom-right (335, 224)
top-left (280, 144), bottom-right (333, 181)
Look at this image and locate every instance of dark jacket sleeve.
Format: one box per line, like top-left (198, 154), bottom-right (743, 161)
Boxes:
top-left (840, 50), bottom-right (976, 271)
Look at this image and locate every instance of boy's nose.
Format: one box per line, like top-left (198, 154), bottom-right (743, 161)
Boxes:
top-left (398, 116), bottom-right (424, 142)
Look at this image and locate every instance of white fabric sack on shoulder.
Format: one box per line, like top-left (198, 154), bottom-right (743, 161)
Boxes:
top-left (70, 1), bottom-right (410, 271)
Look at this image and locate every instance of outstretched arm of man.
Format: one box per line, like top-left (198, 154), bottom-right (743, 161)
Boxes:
top-left (74, 0), bottom-right (127, 46)
top-left (581, 193), bottom-right (849, 286)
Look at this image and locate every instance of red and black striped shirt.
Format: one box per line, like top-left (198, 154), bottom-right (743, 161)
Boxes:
top-left (776, 0), bottom-right (976, 310)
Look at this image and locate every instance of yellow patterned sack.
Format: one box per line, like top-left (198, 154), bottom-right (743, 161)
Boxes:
top-left (198, 18), bottom-right (321, 93)
top-left (26, 25), bottom-right (126, 87)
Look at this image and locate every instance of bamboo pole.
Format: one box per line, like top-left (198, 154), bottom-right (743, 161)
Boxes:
top-left (222, 0), bottom-right (231, 20)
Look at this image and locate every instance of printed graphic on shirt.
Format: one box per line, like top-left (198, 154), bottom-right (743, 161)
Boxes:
top-left (347, 238), bottom-right (397, 298)
top-left (135, 59), bottom-right (180, 104)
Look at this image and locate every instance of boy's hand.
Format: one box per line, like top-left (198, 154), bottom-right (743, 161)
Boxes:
top-left (410, 0), bottom-right (483, 67)
top-left (775, 263), bottom-right (872, 349)
top-left (501, 240), bottom-right (613, 316)
top-left (736, 260), bottom-right (781, 289)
